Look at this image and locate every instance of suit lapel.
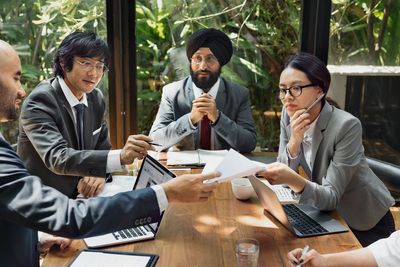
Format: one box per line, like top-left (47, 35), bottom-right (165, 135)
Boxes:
top-left (52, 78), bottom-right (80, 149)
top-left (310, 102), bottom-right (333, 176)
top-left (84, 96), bottom-right (96, 149)
top-left (185, 77), bottom-right (195, 109)
top-left (215, 78), bottom-right (226, 111)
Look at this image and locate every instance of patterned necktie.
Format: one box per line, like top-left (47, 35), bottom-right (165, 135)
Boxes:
top-left (200, 115), bottom-right (211, 149)
top-left (74, 104), bottom-right (85, 149)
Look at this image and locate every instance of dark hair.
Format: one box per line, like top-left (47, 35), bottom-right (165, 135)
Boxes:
top-left (284, 52), bottom-right (331, 94)
top-left (53, 32), bottom-right (110, 78)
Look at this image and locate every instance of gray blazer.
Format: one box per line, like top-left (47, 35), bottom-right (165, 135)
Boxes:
top-left (278, 101), bottom-right (394, 230)
top-left (17, 78), bottom-right (111, 197)
top-left (0, 137), bottom-right (160, 267)
top-left (149, 77), bottom-right (257, 152)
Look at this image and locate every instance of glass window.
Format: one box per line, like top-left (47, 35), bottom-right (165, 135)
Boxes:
top-left (135, 0), bottom-right (301, 151)
top-left (329, 0), bottom-right (400, 165)
top-left (0, 0), bottom-right (108, 144)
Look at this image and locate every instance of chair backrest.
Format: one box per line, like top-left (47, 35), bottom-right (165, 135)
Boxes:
top-left (367, 157), bottom-right (400, 199)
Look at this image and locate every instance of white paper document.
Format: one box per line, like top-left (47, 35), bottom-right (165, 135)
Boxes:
top-left (167, 149), bottom-right (227, 166)
top-left (69, 250), bottom-right (152, 267)
top-left (204, 149), bottom-right (268, 183)
top-left (98, 175), bottom-right (137, 197)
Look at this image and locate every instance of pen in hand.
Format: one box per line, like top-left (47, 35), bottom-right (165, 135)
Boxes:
top-left (288, 94), bottom-right (325, 126)
top-left (301, 94), bottom-right (325, 115)
top-left (148, 141), bottom-right (162, 147)
top-left (295, 245), bottom-right (310, 267)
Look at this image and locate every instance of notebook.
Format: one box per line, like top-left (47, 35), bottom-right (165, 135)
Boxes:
top-left (248, 175), bottom-right (348, 237)
top-left (167, 149), bottom-right (228, 167)
top-left (84, 155), bottom-right (176, 248)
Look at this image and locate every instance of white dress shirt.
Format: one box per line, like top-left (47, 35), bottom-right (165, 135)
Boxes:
top-left (286, 114), bottom-right (320, 171)
top-left (302, 116), bottom-right (319, 170)
top-left (58, 77), bottom-right (168, 211)
top-left (58, 77), bottom-right (124, 173)
top-left (188, 78), bottom-right (221, 149)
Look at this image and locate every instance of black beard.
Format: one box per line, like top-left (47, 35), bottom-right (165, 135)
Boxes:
top-left (0, 107), bottom-right (17, 122)
top-left (190, 67), bottom-right (221, 92)
top-left (0, 83), bottom-right (17, 121)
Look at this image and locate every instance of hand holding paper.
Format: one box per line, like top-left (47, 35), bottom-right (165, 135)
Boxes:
top-left (203, 149), bottom-right (268, 183)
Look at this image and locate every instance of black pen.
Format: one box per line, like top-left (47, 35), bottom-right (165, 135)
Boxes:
top-left (148, 141), bottom-right (162, 147)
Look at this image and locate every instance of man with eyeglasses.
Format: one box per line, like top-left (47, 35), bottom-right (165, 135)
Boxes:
top-left (0, 39), bottom-right (220, 267)
top-left (17, 32), bottom-right (152, 199)
top-left (150, 28), bottom-right (257, 152)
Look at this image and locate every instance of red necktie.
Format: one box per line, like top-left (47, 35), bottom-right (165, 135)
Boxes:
top-left (200, 116), bottom-right (211, 149)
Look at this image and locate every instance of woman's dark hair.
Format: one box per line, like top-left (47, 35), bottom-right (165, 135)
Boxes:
top-left (53, 31), bottom-right (110, 78)
top-left (284, 52), bottom-right (331, 94)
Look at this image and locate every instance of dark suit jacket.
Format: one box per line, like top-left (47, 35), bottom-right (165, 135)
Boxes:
top-left (17, 78), bottom-right (111, 197)
top-left (150, 77), bottom-right (257, 152)
top-left (1, 137), bottom-right (161, 267)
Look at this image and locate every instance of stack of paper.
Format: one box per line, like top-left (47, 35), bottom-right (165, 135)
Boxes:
top-left (203, 149), bottom-right (268, 183)
top-left (166, 149), bottom-right (227, 166)
top-left (98, 175), bottom-right (137, 197)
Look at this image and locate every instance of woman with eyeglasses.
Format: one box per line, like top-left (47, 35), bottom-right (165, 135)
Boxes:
top-left (257, 52), bottom-right (395, 247)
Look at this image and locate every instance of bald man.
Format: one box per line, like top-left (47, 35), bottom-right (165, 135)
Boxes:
top-left (0, 39), bottom-right (219, 267)
top-left (150, 28), bottom-right (257, 152)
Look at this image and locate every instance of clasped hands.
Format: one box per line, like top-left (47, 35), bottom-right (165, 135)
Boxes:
top-left (190, 93), bottom-right (219, 124)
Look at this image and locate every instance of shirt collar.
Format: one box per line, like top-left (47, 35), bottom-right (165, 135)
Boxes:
top-left (304, 115), bottom-right (320, 142)
top-left (58, 76), bottom-right (88, 108)
top-left (192, 78), bottom-right (220, 99)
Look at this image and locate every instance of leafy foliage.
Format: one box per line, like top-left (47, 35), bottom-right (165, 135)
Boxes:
top-left (1, 0), bottom-right (399, 149)
top-left (330, 0), bottom-right (400, 65)
top-left (0, 0), bottom-right (107, 142)
top-left (135, 0), bottom-right (301, 146)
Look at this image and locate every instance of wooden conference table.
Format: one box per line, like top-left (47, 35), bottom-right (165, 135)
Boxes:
top-left (42, 153), bottom-right (361, 267)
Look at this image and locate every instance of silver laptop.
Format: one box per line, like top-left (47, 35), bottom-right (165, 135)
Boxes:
top-left (248, 175), bottom-right (348, 237)
top-left (84, 155), bottom-right (176, 248)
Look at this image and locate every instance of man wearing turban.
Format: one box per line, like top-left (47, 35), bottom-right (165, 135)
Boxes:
top-left (150, 28), bottom-right (257, 152)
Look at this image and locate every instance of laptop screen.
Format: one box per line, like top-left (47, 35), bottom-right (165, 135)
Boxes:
top-left (134, 155), bottom-right (176, 190)
top-left (134, 155), bottom-right (176, 233)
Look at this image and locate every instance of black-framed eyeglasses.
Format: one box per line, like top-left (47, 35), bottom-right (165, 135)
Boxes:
top-left (74, 59), bottom-right (109, 73)
top-left (276, 84), bottom-right (316, 98)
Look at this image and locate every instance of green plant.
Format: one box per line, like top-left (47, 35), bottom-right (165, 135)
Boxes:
top-left (0, 0), bottom-right (107, 143)
top-left (135, 0), bottom-right (301, 150)
top-left (330, 0), bottom-right (400, 65)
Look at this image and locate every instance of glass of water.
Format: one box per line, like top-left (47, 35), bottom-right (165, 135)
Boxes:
top-left (235, 238), bottom-right (259, 267)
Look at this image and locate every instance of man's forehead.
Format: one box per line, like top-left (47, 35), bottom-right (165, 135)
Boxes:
top-left (193, 47), bottom-right (214, 56)
top-left (0, 42), bottom-right (20, 70)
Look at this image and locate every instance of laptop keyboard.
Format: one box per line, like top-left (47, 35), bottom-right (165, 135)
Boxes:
top-left (283, 204), bottom-right (328, 235)
top-left (112, 225), bottom-right (152, 240)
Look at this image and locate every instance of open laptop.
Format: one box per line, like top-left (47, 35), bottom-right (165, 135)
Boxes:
top-left (84, 155), bottom-right (176, 248)
top-left (248, 175), bottom-right (348, 237)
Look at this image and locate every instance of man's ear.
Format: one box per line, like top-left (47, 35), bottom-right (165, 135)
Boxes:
top-left (60, 62), bottom-right (65, 72)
